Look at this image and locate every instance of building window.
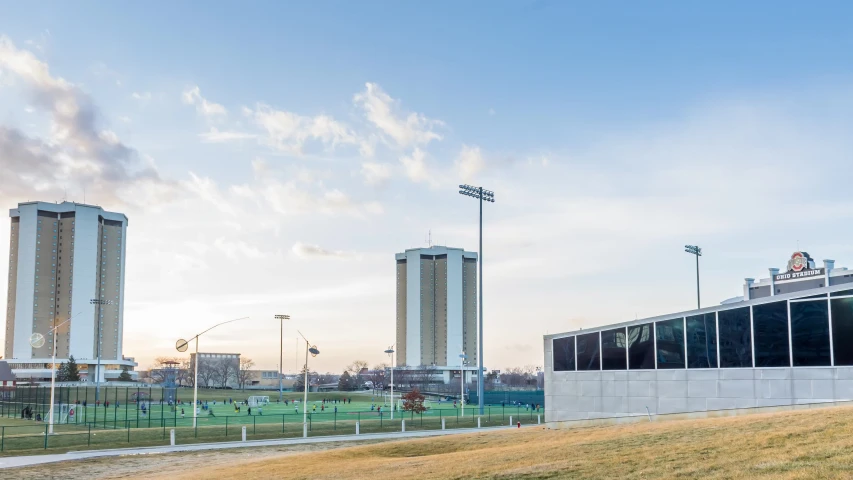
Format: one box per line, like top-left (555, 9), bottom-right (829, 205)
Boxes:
top-left (752, 301), bottom-right (790, 367)
top-left (601, 327), bottom-right (627, 370)
top-left (627, 324), bottom-right (655, 370)
top-left (656, 318), bottom-right (685, 369)
top-left (831, 297), bottom-right (853, 366)
top-left (552, 336), bottom-right (575, 371)
top-left (718, 306), bottom-right (752, 368)
top-left (576, 332), bottom-right (600, 371)
top-left (791, 300), bottom-right (830, 367)
top-left (686, 313), bottom-right (717, 368)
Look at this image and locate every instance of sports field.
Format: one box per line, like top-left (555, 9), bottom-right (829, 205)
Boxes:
top-left (0, 386), bottom-right (541, 455)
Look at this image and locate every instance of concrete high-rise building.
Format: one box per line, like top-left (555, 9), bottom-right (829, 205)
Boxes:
top-left (395, 246), bottom-right (478, 368)
top-left (4, 201), bottom-right (136, 381)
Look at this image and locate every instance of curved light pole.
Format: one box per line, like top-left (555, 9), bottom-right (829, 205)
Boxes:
top-left (176, 317), bottom-right (250, 427)
top-left (459, 184), bottom-right (494, 415)
top-left (274, 314), bottom-right (290, 402)
top-left (298, 330), bottom-right (319, 438)
top-left (90, 298), bottom-right (114, 403)
top-left (30, 311), bottom-right (83, 434)
top-left (459, 351), bottom-right (467, 417)
top-left (384, 346), bottom-right (395, 420)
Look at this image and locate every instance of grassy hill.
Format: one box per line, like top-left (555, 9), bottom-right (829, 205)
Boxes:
top-left (170, 405), bottom-right (853, 479)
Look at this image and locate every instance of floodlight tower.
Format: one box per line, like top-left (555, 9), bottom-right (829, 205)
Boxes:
top-left (275, 314), bottom-right (291, 402)
top-left (458, 184), bottom-right (494, 416)
top-left (684, 245), bottom-right (702, 309)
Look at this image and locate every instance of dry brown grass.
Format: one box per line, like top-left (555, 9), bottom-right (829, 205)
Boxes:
top-left (157, 405), bottom-right (853, 480)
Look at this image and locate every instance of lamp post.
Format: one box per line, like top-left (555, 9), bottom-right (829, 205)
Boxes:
top-left (89, 298), bottom-right (114, 403)
top-left (176, 317), bottom-right (250, 427)
top-left (459, 184), bottom-right (494, 416)
top-left (384, 346), bottom-right (395, 420)
top-left (459, 352), bottom-right (467, 417)
top-left (29, 312), bottom-right (82, 434)
top-left (684, 245), bottom-right (702, 309)
top-left (298, 331), bottom-right (319, 438)
top-left (274, 315), bottom-right (290, 403)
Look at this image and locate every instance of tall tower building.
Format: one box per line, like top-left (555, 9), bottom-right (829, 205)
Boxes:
top-left (5, 201), bottom-right (136, 381)
top-left (395, 246), bottom-right (477, 368)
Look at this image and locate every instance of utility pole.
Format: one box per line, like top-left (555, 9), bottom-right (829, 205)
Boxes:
top-left (684, 245), bottom-right (702, 309)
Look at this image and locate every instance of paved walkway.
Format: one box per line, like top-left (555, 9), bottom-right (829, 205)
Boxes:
top-left (0, 424), bottom-right (528, 469)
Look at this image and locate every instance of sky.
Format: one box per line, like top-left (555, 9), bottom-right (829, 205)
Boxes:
top-left (2, 2), bottom-right (853, 373)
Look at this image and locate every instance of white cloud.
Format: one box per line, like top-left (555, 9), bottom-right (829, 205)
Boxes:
top-left (247, 104), bottom-right (358, 154)
top-left (399, 147), bottom-right (436, 185)
top-left (291, 242), bottom-right (357, 260)
top-left (213, 237), bottom-right (264, 260)
top-left (132, 91), bottom-right (152, 102)
top-left (182, 85), bottom-right (227, 117)
top-left (455, 144), bottom-right (486, 181)
top-left (360, 161), bottom-right (392, 186)
top-left (353, 82), bottom-right (443, 148)
top-left (199, 127), bottom-right (257, 143)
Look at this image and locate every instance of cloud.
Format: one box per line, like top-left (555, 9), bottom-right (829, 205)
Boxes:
top-left (245, 104), bottom-right (359, 154)
top-left (455, 144), bottom-right (486, 181)
top-left (0, 36), bottom-right (172, 206)
top-left (182, 85), bottom-right (227, 117)
top-left (399, 147), bottom-right (436, 185)
top-left (199, 127), bottom-right (257, 143)
top-left (291, 242), bottom-right (357, 260)
top-left (132, 91), bottom-right (152, 102)
top-left (360, 161), bottom-right (392, 186)
top-left (213, 237), bottom-right (264, 260)
top-left (353, 82), bottom-right (443, 148)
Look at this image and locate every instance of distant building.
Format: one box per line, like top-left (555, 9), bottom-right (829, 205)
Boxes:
top-left (395, 246), bottom-right (478, 368)
top-left (4, 201), bottom-right (136, 382)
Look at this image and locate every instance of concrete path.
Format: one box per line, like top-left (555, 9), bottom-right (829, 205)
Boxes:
top-left (0, 424), bottom-right (528, 470)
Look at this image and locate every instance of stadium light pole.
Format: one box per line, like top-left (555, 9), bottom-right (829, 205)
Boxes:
top-left (684, 245), bottom-right (702, 309)
top-left (458, 184), bottom-right (494, 416)
top-left (89, 298), bottom-right (114, 403)
top-left (275, 314), bottom-right (290, 403)
top-left (384, 346), bottom-right (395, 420)
top-left (176, 316), bottom-right (250, 427)
top-left (298, 330), bottom-right (319, 438)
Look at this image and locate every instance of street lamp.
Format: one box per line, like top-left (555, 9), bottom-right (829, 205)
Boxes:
top-left (684, 245), bottom-right (702, 309)
top-left (274, 314), bottom-right (290, 402)
top-left (29, 311), bottom-right (83, 434)
top-left (298, 330), bottom-right (319, 438)
top-left (89, 298), bottom-right (114, 402)
top-left (459, 352), bottom-right (467, 417)
top-left (458, 184), bottom-right (495, 416)
top-left (384, 346), bottom-right (395, 420)
top-left (176, 317), bottom-right (250, 427)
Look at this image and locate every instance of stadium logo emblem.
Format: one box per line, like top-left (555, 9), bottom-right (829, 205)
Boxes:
top-left (788, 252), bottom-right (808, 272)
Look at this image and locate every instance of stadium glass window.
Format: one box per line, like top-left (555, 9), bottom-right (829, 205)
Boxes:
top-left (790, 300), bottom-right (831, 366)
top-left (686, 313), bottom-right (717, 368)
top-left (831, 289), bottom-right (853, 297)
top-left (552, 336), bottom-right (576, 371)
top-left (752, 301), bottom-right (790, 367)
top-left (831, 297), bottom-right (853, 366)
top-left (656, 318), bottom-right (685, 369)
top-left (601, 327), bottom-right (627, 370)
top-left (628, 323), bottom-right (655, 369)
top-left (718, 306), bottom-right (752, 368)
top-left (576, 332), bottom-right (601, 371)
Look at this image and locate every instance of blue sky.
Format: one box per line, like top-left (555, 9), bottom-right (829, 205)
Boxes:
top-left (2, 2), bottom-right (853, 372)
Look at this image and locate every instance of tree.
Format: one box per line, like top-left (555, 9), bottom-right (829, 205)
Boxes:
top-left (402, 388), bottom-right (427, 414)
top-left (148, 356), bottom-right (185, 384)
top-left (118, 366), bottom-right (132, 381)
top-left (338, 371), bottom-right (356, 391)
top-left (293, 364), bottom-right (315, 393)
top-left (347, 360), bottom-right (369, 388)
top-left (214, 358), bottom-right (238, 388)
top-left (65, 355), bottom-right (80, 381)
top-left (197, 361), bottom-right (217, 388)
top-left (368, 363), bottom-right (388, 394)
top-left (237, 357), bottom-right (255, 390)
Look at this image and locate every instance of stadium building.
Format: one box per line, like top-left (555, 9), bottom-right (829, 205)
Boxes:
top-left (544, 252), bottom-right (853, 426)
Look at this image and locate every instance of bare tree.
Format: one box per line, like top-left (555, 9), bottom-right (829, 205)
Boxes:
top-left (197, 361), bottom-right (217, 388)
top-left (369, 363), bottom-right (388, 395)
top-left (215, 358), bottom-right (238, 388)
top-left (237, 357), bottom-right (255, 390)
top-left (178, 358), bottom-right (192, 387)
top-left (347, 360), bottom-right (369, 388)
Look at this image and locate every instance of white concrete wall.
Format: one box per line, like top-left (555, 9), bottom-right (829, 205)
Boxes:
top-left (70, 205), bottom-right (99, 362)
top-left (116, 221), bottom-right (127, 359)
top-left (405, 249), bottom-right (421, 365)
top-left (545, 337), bottom-right (853, 423)
top-left (446, 249), bottom-right (463, 366)
top-left (12, 205), bottom-right (37, 359)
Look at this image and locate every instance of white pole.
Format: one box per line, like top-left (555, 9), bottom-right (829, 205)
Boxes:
top-left (48, 334), bottom-right (57, 434)
top-left (193, 337), bottom-right (199, 428)
top-left (303, 341), bottom-right (309, 438)
top-left (460, 365), bottom-right (465, 417)
top-left (279, 317), bottom-right (283, 403)
top-left (390, 351), bottom-right (394, 421)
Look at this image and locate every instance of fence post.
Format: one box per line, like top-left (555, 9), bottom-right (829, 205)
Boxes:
top-left (478, 417), bottom-right (481, 428)
top-left (281, 414), bottom-right (285, 434)
top-left (170, 428), bottom-right (175, 446)
top-left (356, 421), bottom-right (360, 435)
top-left (538, 415), bottom-right (541, 425)
top-left (242, 426), bottom-right (247, 442)
top-left (226, 416), bottom-right (229, 437)
top-left (442, 418), bottom-right (445, 430)
top-left (401, 419), bottom-right (405, 432)
top-left (44, 422), bottom-right (48, 449)
top-left (1, 426), bottom-right (4, 452)
top-left (509, 416), bottom-right (512, 426)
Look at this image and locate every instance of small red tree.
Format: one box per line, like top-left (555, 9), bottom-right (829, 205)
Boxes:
top-left (401, 388), bottom-right (427, 414)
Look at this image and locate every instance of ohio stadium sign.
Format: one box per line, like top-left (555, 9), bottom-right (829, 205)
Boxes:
top-left (775, 252), bottom-right (824, 281)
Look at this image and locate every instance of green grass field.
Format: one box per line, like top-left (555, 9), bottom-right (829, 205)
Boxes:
top-left (0, 386), bottom-right (542, 456)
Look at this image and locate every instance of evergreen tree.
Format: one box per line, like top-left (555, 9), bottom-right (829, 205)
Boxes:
top-left (55, 361), bottom-right (69, 382)
top-left (338, 371), bottom-right (355, 391)
top-left (65, 355), bottom-right (81, 381)
top-left (293, 364), bottom-right (313, 392)
top-left (118, 366), bottom-right (132, 381)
